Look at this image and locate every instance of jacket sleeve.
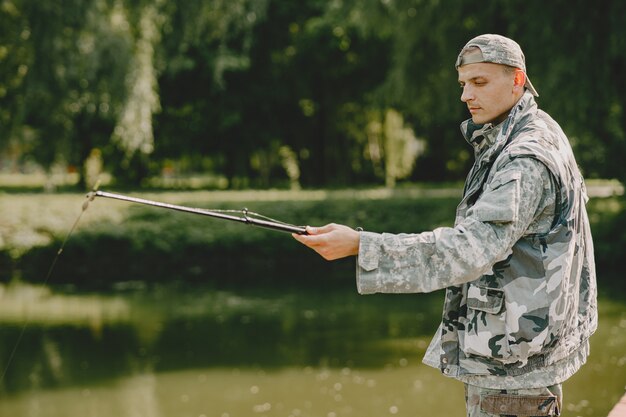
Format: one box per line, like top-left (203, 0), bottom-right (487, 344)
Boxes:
top-left (356, 157), bottom-right (555, 294)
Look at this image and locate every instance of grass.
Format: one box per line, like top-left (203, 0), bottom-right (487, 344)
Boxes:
top-left (1, 181), bottom-right (624, 289)
top-left (0, 186), bottom-right (461, 287)
top-left (2, 178), bottom-right (622, 252)
top-left (0, 186), bottom-right (463, 254)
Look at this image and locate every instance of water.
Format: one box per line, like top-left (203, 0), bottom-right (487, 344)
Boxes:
top-left (0, 284), bottom-right (624, 417)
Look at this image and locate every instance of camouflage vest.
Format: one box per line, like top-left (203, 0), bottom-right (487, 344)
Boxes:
top-left (438, 93), bottom-right (598, 377)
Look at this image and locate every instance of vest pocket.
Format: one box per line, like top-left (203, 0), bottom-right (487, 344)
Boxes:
top-left (468, 169), bottom-right (521, 224)
top-left (461, 285), bottom-right (510, 360)
top-left (462, 282), bottom-right (554, 364)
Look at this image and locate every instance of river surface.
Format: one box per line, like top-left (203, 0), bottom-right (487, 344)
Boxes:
top-left (0, 284), bottom-right (624, 417)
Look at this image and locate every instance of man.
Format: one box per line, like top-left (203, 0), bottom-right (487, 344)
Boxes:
top-left (293, 34), bottom-right (597, 417)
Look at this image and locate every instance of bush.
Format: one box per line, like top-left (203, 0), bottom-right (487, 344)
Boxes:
top-left (16, 197), bottom-right (460, 289)
top-left (13, 194), bottom-right (625, 292)
top-left (0, 250), bottom-right (12, 283)
top-left (587, 199), bottom-right (626, 294)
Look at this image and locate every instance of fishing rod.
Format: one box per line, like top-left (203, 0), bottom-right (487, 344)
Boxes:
top-left (90, 190), bottom-right (308, 235)
top-left (0, 186), bottom-right (306, 384)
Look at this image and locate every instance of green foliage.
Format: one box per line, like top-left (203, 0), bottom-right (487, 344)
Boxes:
top-left (0, 1), bottom-right (30, 144)
top-left (586, 197), bottom-right (626, 293)
top-left (0, 250), bottom-right (11, 283)
top-left (0, 0), bottom-right (133, 186)
top-left (15, 196), bottom-right (459, 289)
top-left (2, 191), bottom-right (624, 291)
top-left (1, 0), bottom-right (626, 188)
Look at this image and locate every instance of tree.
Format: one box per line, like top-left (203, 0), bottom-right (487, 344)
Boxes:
top-left (0, 0), bottom-right (134, 188)
top-left (153, 0), bottom-right (270, 187)
top-left (2, 0), bottom-right (625, 189)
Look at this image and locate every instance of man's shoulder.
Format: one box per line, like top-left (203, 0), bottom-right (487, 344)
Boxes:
top-left (491, 130), bottom-right (561, 183)
top-left (505, 111), bottom-right (569, 160)
top-left (511, 107), bottom-right (564, 143)
top-left (490, 154), bottom-right (552, 187)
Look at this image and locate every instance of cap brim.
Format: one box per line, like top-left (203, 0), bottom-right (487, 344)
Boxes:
top-left (525, 77), bottom-right (539, 97)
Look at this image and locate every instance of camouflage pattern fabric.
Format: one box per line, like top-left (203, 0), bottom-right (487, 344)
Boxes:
top-left (455, 34), bottom-right (528, 70)
top-left (356, 92), bottom-right (597, 389)
top-left (464, 383), bottom-right (562, 416)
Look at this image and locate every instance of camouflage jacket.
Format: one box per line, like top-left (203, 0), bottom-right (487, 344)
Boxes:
top-left (356, 92), bottom-right (597, 387)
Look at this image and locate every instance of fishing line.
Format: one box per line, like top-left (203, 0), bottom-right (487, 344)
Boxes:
top-left (0, 182), bottom-right (101, 384)
top-left (1, 184), bottom-right (307, 384)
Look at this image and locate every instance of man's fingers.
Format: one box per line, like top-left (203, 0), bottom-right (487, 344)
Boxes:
top-left (294, 224), bottom-right (335, 238)
top-left (306, 223), bottom-right (336, 235)
top-left (292, 223), bottom-right (359, 261)
top-left (293, 231), bottom-right (326, 247)
top-left (305, 225), bottom-right (319, 235)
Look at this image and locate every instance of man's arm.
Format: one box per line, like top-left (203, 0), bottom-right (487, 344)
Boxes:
top-left (293, 157), bottom-right (556, 294)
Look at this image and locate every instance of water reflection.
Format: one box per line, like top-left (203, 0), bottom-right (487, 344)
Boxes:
top-left (0, 285), bottom-right (442, 394)
top-left (0, 284), bottom-right (624, 417)
top-left (0, 366), bottom-right (466, 417)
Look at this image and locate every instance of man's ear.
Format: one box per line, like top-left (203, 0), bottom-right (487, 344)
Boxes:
top-left (514, 69), bottom-right (526, 89)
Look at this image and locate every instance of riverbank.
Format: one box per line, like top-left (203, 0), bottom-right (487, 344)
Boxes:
top-left (1, 184), bottom-right (624, 290)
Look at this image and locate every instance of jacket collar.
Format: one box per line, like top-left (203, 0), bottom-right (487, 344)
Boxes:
top-left (460, 92), bottom-right (537, 153)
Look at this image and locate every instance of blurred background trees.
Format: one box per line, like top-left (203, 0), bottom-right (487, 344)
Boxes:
top-left (1, 0), bottom-right (625, 189)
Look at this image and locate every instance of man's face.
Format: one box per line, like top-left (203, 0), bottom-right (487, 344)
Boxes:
top-left (457, 62), bottom-right (519, 125)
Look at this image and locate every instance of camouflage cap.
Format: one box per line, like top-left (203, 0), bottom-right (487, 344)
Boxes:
top-left (455, 34), bottom-right (538, 97)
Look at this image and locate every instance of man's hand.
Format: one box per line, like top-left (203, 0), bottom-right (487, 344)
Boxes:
top-left (292, 223), bottom-right (360, 260)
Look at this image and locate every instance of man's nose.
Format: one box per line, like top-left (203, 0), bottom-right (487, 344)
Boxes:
top-left (461, 85), bottom-right (473, 103)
